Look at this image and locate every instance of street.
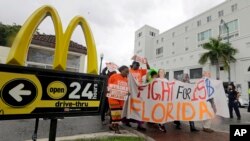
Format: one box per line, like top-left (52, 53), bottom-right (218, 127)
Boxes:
top-left (0, 116), bottom-right (108, 141)
top-left (0, 108), bottom-right (249, 141)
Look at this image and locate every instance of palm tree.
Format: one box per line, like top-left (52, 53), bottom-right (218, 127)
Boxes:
top-left (199, 38), bottom-right (238, 80)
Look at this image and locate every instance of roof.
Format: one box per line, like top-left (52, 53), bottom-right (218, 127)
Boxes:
top-left (31, 34), bottom-right (87, 54)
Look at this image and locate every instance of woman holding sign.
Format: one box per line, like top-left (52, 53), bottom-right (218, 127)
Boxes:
top-left (107, 66), bottom-right (129, 134)
top-left (157, 69), bottom-right (168, 133)
top-left (128, 60), bottom-right (150, 131)
top-left (182, 73), bottom-right (199, 132)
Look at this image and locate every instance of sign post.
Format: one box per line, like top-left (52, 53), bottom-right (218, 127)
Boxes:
top-left (32, 118), bottom-right (39, 141)
top-left (0, 5), bottom-right (106, 141)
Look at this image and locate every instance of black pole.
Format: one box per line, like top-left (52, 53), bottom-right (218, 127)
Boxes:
top-left (99, 57), bottom-right (103, 75)
top-left (49, 118), bottom-right (58, 141)
top-left (32, 118), bottom-right (39, 141)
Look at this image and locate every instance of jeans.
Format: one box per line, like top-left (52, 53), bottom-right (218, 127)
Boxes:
top-left (228, 101), bottom-right (241, 118)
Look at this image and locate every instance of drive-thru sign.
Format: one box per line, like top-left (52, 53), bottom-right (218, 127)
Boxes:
top-left (0, 5), bottom-right (106, 120)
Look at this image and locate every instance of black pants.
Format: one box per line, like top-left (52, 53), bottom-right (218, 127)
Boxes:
top-left (174, 121), bottom-right (196, 129)
top-left (101, 97), bottom-right (109, 121)
top-left (228, 101), bottom-right (241, 118)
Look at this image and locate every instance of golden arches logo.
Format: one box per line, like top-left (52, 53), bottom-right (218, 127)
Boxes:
top-left (6, 5), bottom-right (98, 74)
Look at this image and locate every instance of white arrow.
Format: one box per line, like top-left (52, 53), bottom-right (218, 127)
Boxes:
top-left (9, 83), bottom-right (32, 102)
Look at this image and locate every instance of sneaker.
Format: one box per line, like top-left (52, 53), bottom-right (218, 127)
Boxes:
top-left (158, 124), bottom-right (167, 133)
top-left (203, 128), bottom-right (214, 133)
top-left (137, 126), bottom-right (146, 131)
top-left (176, 125), bottom-right (181, 130)
top-left (190, 128), bottom-right (199, 132)
top-left (125, 123), bottom-right (132, 127)
top-left (237, 117), bottom-right (241, 120)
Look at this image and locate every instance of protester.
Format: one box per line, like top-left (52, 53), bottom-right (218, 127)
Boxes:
top-left (108, 66), bottom-right (129, 134)
top-left (227, 83), bottom-right (241, 120)
top-left (202, 71), bottom-right (216, 133)
top-left (157, 69), bottom-right (167, 133)
top-left (100, 67), bottom-right (116, 125)
top-left (130, 60), bottom-right (150, 85)
top-left (128, 60), bottom-right (150, 131)
top-left (182, 73), bottom-right (199, 132)
top-left (146, 69), bottom-right (158, 83)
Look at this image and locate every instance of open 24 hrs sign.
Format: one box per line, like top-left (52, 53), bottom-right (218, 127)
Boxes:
top-left (0, 64), bottom-right (106, 120)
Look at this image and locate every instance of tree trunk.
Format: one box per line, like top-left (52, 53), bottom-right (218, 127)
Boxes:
top-left (216, 62), bottom-right (220, 80)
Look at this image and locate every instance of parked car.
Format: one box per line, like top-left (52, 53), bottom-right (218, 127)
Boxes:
top-left (225, 93), bottom-right (249, 108)
top-left (238, 98), bottom-right (249, 108)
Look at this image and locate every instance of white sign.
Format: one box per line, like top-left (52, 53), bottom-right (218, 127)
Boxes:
top-left (124, 74), bottom-right (229, 124)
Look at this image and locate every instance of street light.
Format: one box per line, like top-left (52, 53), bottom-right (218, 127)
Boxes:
top-left (99, 53), bottom-right (104, 75)
top-left (220, 19), bottom-right (231, 84)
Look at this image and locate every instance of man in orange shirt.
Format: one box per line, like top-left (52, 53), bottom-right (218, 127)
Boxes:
top-left (129, 61), bottom-right (150, 84)
top-left (108, 66), bottom-right (129, 134)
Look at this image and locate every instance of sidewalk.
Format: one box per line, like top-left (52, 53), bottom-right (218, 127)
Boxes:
top-left (137, 122), bottom-right (229, 141)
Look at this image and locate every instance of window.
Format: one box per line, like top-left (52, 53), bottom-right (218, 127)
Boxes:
top-left (174, 70), bottom-right (183, 80)
top-left (172, 32), bottom-right (175, 37)
top-left (161, 37), bottom-right (164, 42)
top-left (27, 48), bottom-right (80, 71)
top-left (172, 51), bottom-right (175, 55)
top-left (221, 19), bottom-right (238, 34)
top-left (220, 67), bottom-right (224, 71)
top-left (156, 47), bottom-right (163, 55)
top-left (197, 20), bottom-right (201, 27)
top-left (137, 50), bottom-right (142, 54)
top-left (185, 37), bottom-right (189, 45)
top-left (185, 47), bottom-right (189, 51)
top-left (149, 31), bottom-right (155, 36)
top-left (207, 16), bottom-right (212, 22)
top-left (165, 72), bottom-right (169, 80)
top-left (185, 26), bottom-right (188, 32)
top-left (172, 42), bottom-right (175, 46)
top-left (190, 68), bottom-right (202, 79)
top-left (156, 40), bottom-right (159, 44)
top-left (138, 41), bottom-right (140, 46)
top-left (246, 42), bottom-right (250, 48)
top-left (248, 66), bottom-right (250, 72)
top-left (198, 29), bottom-right (212, 42)
top-left (231, 4), bottom-right (237, 12)
top-left (218, 10), bottom-right (224, 17)
top-left (138, 32), bottom-right (142, 37)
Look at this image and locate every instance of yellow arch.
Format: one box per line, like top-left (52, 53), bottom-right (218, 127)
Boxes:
top-left (6, 5), bottom-right (98, 74)
top-left (6, 5), bottom-right (63, 66)
top-left (54, 16), bottom-right (98, 74)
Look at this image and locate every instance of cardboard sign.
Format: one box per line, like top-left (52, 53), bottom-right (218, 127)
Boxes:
top-left (106, 62), bottom-right (119, 72)
top-left (131, 55), bottom-right (147, 64)
top-left (107, 84), bottom-right (128, 100)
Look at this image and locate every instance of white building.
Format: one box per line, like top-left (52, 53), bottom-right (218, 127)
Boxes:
top-left (134, 0), bottom-right (250, 99)
top-left (0, 34), bottom-right (86, 73)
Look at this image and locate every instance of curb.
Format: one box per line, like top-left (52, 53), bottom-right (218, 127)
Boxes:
top-left (120, 125), bottom-right (155, 141)
top-left (25, 128), bottom-right (153, 141)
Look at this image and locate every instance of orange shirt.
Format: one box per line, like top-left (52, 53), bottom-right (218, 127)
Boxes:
top-left (108, 73), bottom-right (128, 87)
top-left (129, 69), bottom-right (147, 84)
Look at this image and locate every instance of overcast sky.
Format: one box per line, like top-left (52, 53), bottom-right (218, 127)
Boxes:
top-left (0, 0), bottom-right (225, 67)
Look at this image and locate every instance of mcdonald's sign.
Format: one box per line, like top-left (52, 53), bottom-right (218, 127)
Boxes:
top-left (0, 5), bottom-right (107, 120)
